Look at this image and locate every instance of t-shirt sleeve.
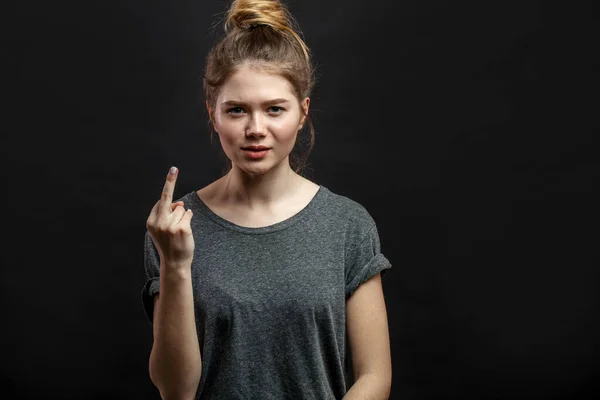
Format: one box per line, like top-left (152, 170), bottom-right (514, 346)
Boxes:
top-left (345, 222), bottom-right (392, 299)
top-left (141, 230), bottom-right (161, 324)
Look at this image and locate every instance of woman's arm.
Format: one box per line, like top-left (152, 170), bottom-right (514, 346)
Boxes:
top-left (149, 264), bottom-right (202, 400)
top-left (344, 273), bottom-right (392, 399)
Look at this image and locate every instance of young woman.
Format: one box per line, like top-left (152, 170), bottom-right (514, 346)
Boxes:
top-left (142, 0), bottom-right (392, 398)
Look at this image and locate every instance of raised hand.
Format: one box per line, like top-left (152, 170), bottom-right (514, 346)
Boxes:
top-left (146, 166), bottom-right (195, 269)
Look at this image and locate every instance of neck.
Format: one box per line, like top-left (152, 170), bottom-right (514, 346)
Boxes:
top-left (215, 160), bottom-right (303, 210)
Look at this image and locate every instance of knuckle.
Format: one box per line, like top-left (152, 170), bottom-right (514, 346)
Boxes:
top-left (172, 225), bottom-right (187, 234)
top-left (156, 223), bottom-right (169, 233)
top-left (146, 215), bottom-right (156, 227)
top-left (166, 225), bottom-right (179, 235)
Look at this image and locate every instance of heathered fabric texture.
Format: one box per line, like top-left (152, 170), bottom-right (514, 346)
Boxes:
top-left (141, 185), bottom-right (392, 399)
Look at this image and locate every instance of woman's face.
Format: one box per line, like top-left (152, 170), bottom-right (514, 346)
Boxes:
top-left (210, 63), bottom-right (309, 176)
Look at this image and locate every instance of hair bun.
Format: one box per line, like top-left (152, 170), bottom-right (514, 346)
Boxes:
top-left (225, 0), bottom-right (290, 33)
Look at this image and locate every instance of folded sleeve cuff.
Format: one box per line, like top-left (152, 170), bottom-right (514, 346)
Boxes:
top-left (141, 277), bottom-right (161, 324)
top-left (345, 252), bottom-right (392, 299)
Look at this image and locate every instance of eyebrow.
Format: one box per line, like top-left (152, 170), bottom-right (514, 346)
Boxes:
top-left (221, 98), bottom-right (290, 106)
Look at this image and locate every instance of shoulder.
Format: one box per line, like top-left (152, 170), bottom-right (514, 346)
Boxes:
top-left (322, 186), bottom-right (375, 224)
top-left (173, 191), bottom-right (199, 206)
top-left (320, 186), bottom-right (378, 240)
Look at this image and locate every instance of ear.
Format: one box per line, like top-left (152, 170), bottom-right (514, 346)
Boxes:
top-left (299, 97), bottom-right (310, 127)
top-left (206, 100), bottom-right (216, 128)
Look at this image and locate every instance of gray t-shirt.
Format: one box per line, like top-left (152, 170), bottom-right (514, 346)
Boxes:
top-left (141, 185), bottom-right (392, 399)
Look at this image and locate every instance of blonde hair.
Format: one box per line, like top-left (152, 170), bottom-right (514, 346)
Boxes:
top-left (203, 0), bottom-right (316, 177)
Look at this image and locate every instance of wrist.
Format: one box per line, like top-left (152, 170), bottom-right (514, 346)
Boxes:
top-left (160, 262), bottom-right (192, 280)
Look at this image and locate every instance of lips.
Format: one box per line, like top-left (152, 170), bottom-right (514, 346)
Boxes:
top-left (242, 146), bottom-right (271, 150)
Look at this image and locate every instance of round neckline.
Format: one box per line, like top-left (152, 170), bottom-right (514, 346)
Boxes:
top-left (188, 185), bottom-right (326, 235)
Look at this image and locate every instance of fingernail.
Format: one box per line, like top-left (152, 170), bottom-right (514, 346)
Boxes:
top-left (169, 166), bottom-right (177, 175)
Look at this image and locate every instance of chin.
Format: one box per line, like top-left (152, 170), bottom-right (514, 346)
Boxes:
top-left (233, 161), bottom-right (272, 176)
top-left (237, 157), bottom-right (290, 177)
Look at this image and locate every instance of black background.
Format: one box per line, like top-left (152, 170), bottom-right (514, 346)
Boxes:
top-left (2, 0), bottom-right (598, 399)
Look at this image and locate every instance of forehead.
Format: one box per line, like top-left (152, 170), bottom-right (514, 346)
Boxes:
top-left (218, 64), bottom-right (295, 102)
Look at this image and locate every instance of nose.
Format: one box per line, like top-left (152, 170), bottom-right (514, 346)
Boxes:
top-left (245, 112), bottom-right (266, 137)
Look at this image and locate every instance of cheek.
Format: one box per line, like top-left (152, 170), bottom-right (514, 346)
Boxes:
top-left (273, 118), bottom-right (302, 136)
top-left (214, 120), bottom-right (239, 139)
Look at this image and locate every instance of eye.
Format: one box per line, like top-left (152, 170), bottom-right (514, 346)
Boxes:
top-left (227, 107), bottom-right (245, 115)
top-left (269, 106), bottom-right (284, 113)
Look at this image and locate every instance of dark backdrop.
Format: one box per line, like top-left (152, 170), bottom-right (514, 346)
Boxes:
top-left (2, 0), bottom-right (598, 399)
